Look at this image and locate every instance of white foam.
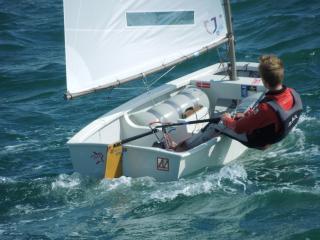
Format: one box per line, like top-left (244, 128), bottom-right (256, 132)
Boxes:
top-left (10, 204), bottom-right (34, 216)
top-left (290, 127), bottom-right (306, 149)
top-left (51, 174), bottom-right (81, 190)
top-left (149, 164), bottom-right (248, 202)
top-left (150, 179), bottom-right (216, 202)
top-left (33, 165), bottom-right (43, 170)
top-left (254, 184), bottom-right (320, 197)
top-left (0, 176), bottom-right (15, 183)
top-left (69, 232), bottom-right (81, 237)
top-left (284, 144), bottom-right (319, 159)
top-left (106, 176), bottom-right (132, 190)
top-left (1, 139), bottom-right (41, 155)
top-left (3, 143), bottom-right (30, 152)
top-left (297, 113), bottom-right (317, 126)
top-left (218, 164), bottom-right (248, 192)
top-left (302, 93), bottom-right (316, 96)
top-left (309, 144), bottom-right (320, 157)
top-left (99, 176), bottom-right (134, 192)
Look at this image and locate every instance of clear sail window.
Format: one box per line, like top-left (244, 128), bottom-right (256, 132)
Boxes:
top-left (126, 11), bottom-right (194, 26)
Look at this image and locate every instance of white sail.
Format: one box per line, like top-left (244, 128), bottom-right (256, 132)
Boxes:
top-left (63, 0), bottom-right (228, 98)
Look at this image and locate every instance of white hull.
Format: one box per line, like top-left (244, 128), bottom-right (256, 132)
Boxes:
top-left (68, 62), bottom-right (265, 181)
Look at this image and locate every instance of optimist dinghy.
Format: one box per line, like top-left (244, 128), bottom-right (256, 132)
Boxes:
top-left (63, 0), bottom-right (265, 181)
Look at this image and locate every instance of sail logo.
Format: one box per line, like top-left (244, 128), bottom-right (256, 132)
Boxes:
top-left (204, 14), bottom-right (224, 36)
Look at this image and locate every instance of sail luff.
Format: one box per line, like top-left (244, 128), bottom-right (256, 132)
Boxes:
top-left (65, 37), bottom-right (229, 100)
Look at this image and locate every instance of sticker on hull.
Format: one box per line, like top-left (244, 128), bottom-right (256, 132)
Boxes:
top-left (157, 157), bottom-right (169, 171)
top-left (196, 81), bottom-right (211, 89)
top-left (241, 85), bottom-right (257, 97)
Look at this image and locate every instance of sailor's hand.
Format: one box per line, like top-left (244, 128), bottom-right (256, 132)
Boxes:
top-left (221, 113), bottom-right (235, 129)
top-left (221, 113), bottom-right (232, 124)
top-left (222, 112), bottom-right (231, 119)
top-left (235, 112), bottom-right (245, 119)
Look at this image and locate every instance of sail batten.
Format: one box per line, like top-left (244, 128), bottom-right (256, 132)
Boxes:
top-left (63, 0), bottom-right (228, 98)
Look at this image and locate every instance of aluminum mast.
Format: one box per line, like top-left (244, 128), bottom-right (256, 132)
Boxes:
top-left (223, 0), bottom-right (237, 80)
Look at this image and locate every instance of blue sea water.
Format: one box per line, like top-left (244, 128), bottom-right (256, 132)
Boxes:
top-left (0, 0), bottom-right (320, 239)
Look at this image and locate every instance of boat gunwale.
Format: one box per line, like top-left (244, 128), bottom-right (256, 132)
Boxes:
top-left (67, 62), bottom-right (260, 145)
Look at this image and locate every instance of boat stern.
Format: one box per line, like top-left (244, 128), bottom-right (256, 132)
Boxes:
top-left (68, 143), bottom-right (108, 178)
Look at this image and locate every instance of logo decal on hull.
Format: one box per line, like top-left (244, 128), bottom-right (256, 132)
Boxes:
top-left (157, 157), bottom-right (169, 171)
top-left (91, 152), bottom-right (104, 165)
top-left (251, 78), bottom-right (261, 85)
top-left (196, 81), bottom-right (211, 89)
top-left (241, 85), bottom-right (257, 97)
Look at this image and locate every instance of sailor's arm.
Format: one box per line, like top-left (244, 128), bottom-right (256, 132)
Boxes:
top-left (221, 103), bottom-right (275, 134)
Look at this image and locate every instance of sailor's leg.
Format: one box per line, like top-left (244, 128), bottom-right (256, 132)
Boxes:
top-left (175, 124), bottom-right (220, 151)
top-left (214, 123), bottom-right (248, 143)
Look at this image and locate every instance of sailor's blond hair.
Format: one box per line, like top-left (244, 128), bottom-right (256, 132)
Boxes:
top-left (259, 55), bottom-right (284, 88)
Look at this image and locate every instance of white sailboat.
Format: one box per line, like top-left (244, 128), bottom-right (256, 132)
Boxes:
top-left (63, 0), bottom-right (265, 181)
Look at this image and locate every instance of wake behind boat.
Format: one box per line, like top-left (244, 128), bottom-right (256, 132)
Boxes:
top-left (63, 0), bottom-right (265, 181)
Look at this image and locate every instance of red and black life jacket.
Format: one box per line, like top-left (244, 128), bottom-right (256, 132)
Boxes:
top-left (246, 88), bottom-right (303, 149)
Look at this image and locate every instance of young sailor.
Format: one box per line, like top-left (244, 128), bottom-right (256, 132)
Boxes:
top-left (221, 55), bottom-right (303, 150)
